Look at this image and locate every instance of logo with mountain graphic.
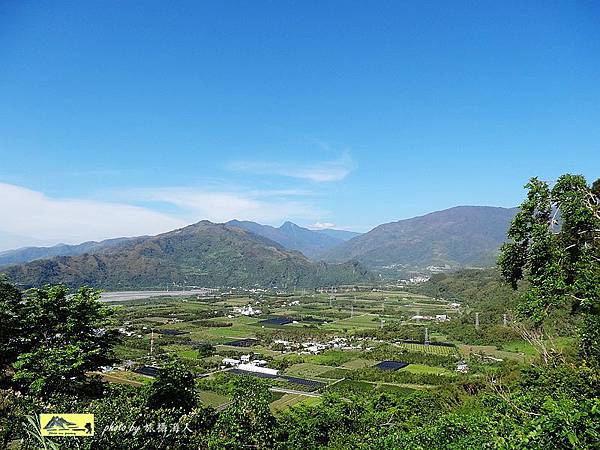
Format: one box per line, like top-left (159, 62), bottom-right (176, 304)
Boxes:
top-left (40, 414), bottom-right (94, 436)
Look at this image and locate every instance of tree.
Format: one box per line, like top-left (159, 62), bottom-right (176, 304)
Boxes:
top-left (498, 175), bottom-right (600, 364)
top-left (146, 359), bottom-right (198, 412)
top-left (0, 276), bottom-right (25, 377)
top-left (210, 377), bottom-right (275, 449)
top-left (2, 283), bottom-right (119, 396)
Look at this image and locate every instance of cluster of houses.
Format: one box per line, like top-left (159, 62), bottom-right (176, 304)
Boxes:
top-left (221, 354), bottom-right (279, 375)
top-left (398, 275), bottom-right (431, 284)
top-left (410, 314), bottom-right (451, 322)
top-left (232, 305), bottom-right (262, 316)
top-left (271, 337), bottom-right (364, 355)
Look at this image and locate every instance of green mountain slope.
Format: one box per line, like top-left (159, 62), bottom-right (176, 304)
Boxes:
top-left (1, 221), bottom-right (371, 290)
top-left (323, 206), bottom-right (518, 268)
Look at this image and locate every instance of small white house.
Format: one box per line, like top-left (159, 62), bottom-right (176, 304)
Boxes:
top-left (223, 358), bottom-right (240, 366)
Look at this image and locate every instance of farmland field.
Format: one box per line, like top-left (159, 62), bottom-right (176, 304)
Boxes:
top-left (103, 285), bottom-right (532, 411)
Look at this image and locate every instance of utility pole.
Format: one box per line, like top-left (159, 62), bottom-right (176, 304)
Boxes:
top-left (424, 327), bottom-right (430, 345)
top-left (380, 318), bottom-right (385, 329)
top-left (503, 313), bottom-right (508, 327)
top-left (475, 312), bottom-right (480, 329)
top-left (150, 328), bottom-right (155, 356)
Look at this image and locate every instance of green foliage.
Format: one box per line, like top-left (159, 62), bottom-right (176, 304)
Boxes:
top-left (14, 345), bottom-right (91, 396)
top-left (3, 283), bottom-right (119, 397)
top-left (210, 376), bottom-right (276, 449)
top-left (344, 367), bottom-right (458, 386)
top-left (194, 342), bottom-right (216, 357)
top-left (498, 175), bottom-right (600, 364)
top-left (415, 268), bottom-right (522, 324)
top-left (11, 384), bottom-right (216, 450)
top-left (0, 276), bottom-right (24, 374)
top-left (146, 360), bottom-right (199, 412)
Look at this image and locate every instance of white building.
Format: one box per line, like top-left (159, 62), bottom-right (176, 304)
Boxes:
top-left (222, 358), bottom-right (240, 366)
top-left (233, 305), bottom-right (262, 316)
top-left (237, 364), bottom-right (279, 376)
top-left (411, 314), bottom-right (434, 321)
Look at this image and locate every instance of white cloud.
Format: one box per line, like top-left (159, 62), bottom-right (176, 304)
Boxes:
top-left (228, 153), bottom-right (354, 182)
top-left (134, 187), bottom-right (325, 225)
top-left (0, 183), bottom-right (186, 251)
top-left (0, 182), bottom-right (329, 251)
top-left (311, 222), bottom-right (336, 229)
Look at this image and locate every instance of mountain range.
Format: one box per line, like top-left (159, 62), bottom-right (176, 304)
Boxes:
top-left (1, 221), bottom-right (370, 290)
top-left (0, 237), bottom-right (145, 267)
top-left (0, 205), bottom-right (517, 289)
top-left (226, 220), bottom-right (359, 259)
top-left (0, 222), bottom-right (358, 267)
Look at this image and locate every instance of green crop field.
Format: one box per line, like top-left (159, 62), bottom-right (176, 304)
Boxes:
top-left (341, 358), bottom-right (376, 369)
top-left (396, 342), bottom-right (456, 356)
top-left (284, 363), bottom-right (337, 378)
top-left (402, 364), bottom-right (454, 375)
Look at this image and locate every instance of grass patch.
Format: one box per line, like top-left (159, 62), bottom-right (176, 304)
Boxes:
top-left (304, 350), bottom-right (362, 366)
top-left (341, 358), bottom-right (376, 369)
top-left (199, 390), bottom-right (230, 408)
top-left (319, 368), bottom-right (351, 379)
top-left (284, 363), bottom-right (337, 378)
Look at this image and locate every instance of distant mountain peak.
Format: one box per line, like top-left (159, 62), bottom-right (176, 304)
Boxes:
top-left (279, 221), bottom-right (300, 229)
top-left (226, 220), bottom-right (345, 259)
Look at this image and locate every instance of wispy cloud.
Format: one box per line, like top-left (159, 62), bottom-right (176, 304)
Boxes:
top-left (0, 182), bottom-right (329, 251)
top-left (134, 187), bottom-right (325, 225)
top-left (0, 183), bottom-right (186, 251)
top-left (311, 222), bottom-right (336, 229)
top-left (228, 152), bottom-right (354, 182)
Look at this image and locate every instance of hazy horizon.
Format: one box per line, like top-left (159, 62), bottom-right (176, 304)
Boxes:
top-left (0, 204), bottom-right (522, 252)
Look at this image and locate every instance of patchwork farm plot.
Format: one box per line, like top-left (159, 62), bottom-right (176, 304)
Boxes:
top-left (104, 286), bottom-right (526, 411)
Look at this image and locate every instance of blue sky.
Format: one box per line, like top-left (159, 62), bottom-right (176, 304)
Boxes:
top-left (0, 1), bottom-right (599, 250)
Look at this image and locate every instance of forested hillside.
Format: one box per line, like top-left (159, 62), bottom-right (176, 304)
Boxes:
top-left (324, 206), bottom-right (517, 268)
top-left (1, 221), bottom-right (371, 290)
